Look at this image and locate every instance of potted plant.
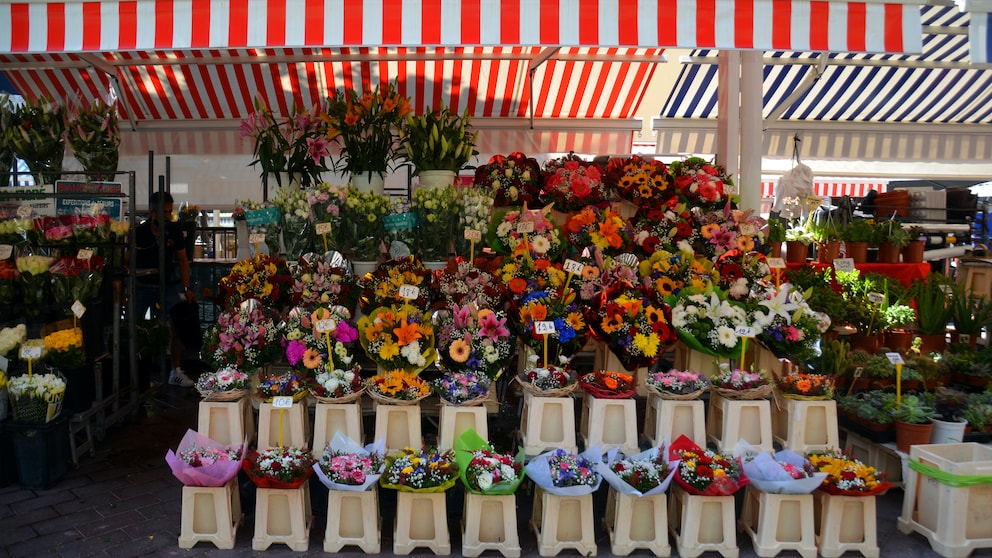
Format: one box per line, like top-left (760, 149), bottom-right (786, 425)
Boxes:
top-left (809, 215), bottom-right (841, 264)
top-left (765, 217), bottom-right (785, 258)
top-left (863, 355), bottom-right (895, 389)
top-left (890, 394), bottom-right (935, 453)
top-left (949, 284), bottom-right (988, 349)
top-left (873, 218), bottom-right (909, 263)
top-left (66, 99), bottom-right (121, 181)
top-left (903, 226), bottom-right (926, 263)
top-left (929, 387), bottom-right (969, 443)
top-left (399, 100), bottom-right (478, 187)
top-left (911, 272), bottom-right (955, 353)
top-left (882, 303), bottom-right (916, 351)
top-left (5, 96), bottom-right (65, 185)
top-left (784, 225), bottom-right (812, 263)
top-left (841, 219), bottom-right (874, 263)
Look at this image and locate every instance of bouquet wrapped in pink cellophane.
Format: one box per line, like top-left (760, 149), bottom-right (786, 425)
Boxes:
top-left (165, 429), bottom-right (245, 487)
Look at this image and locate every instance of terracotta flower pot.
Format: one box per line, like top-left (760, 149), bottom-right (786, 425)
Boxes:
top-left (902, 240), bottom-right (926, 263)
top-left (816, 241), bottom-right (841, 265)
top-left (785, 241), bottom-right (809, 264)
top-left (847, 333), bottom-right (882, 354)
top-left (917, 333), bottom-right (947, 355)
top-left (845, 241), bottom-right (869, 263)
top-left (877, 242), bottom-right (901, 264)
top-left (895, 419), bottom-right (934, 453)
top-left (883, 330), bottom-right (915, 352)
top-left (768, 241), bottom-right (783, 259)
top-left (950, 331), bottom-right (979, 350)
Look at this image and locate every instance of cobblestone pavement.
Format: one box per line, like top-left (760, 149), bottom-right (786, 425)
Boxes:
top-left (2, 379), bottom-right (990, 558)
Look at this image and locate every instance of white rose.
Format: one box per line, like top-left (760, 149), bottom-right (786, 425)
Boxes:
top-left (476, 471), bottom-right (493, 491)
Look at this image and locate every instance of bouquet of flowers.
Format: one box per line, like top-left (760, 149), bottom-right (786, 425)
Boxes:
top-left (776, 372), bottom-right (834, 400)
top-left (194, 366), bottom-right (251, 401)
top-left (807, 450), bottom-right (891, 496)
top-left (243, 446), bottom-right (314, 489)
top-left (454, 429), bottom-right (525, 495)
top-left (380, 446), bottom-right (459, 492)
top-left (357, 304), bottom-right (436, 375)
top-left (454, 186), bottom-right (496, 257)
top-left (637, 249), bottom-right (694, 300)
top-left (512, 289), bottom-right (589, 362)
top-left (8, 371), bottom-right (65, 423)
top-left (6, 96), bottom-right (65, 184)
top-left (67, 211), bottom-right (112, 245)
top-left (165, 429), bottom-right (245, 487)
top-left (324, 80), bottom-right (412, 179)
top-left (488, 204), bottom-right (563, 260)
top-left (314, 433), bottom-right (386, 491)
top-left (495, 256), bottom-right (566, 303)
top-left (604, 155), bottom-right (674, 209)
top-left (413, 184), bottom-right (459, 261)
top-left (669, 288), bottom-right (751, 359)
top-left (43, 327), bottom-right (85, 369)
top-left (202, 303), bottom-right (281, 371)
top-left (711, 365), bottom-right (772, 399)
top-left (540, 156), bottom-right (610, 213)
top-left (752, 284), bottom-right (830, 366)
top-left (271, 183), bottom-right (314, 259)
top-left (310, 364), bottom-right (362, 402)
top-left (432, 371), bottom-right (492, 405)
top-left (693, 207), bottom-right (765, 261)
top-left (669, 156), bottom-right (735, 207)
top-left (518, 354), bottom-right (577, 396)
top-left (528, 447), bottom-right (602, 495)
top-left (256, 370), bottom-right (309, 402)
top-left (599, 446), bottom-right (679, 496)
top-left (218, 253), bottom-right (293, 310)
top-left (49, 255), bottom-right (104, 309)
top-left (366, 369), bottom-right (431, 404)
top-left (289, 252), bottom-right (358, 312)
top-left (735, 446), bottom-right (826, 494)
top-left (591, 284), bottom-right (676, 370)
top-left (714, 250), bottom-right (770, 298)
top-left (399, 100), bottom-right (478, 174)
top-left (670, 435), bottom-right (747, 496)
top-left (240, 97), bottom-right (330, 192)
top-left (645, 369), bottom-right (709, 399)
top-left (474, 152), bottom-right (543, 207)
top-left (435, 258), bottom-right (503, 309)
top-left (16, 254), bottom-right (54, 316)
top-left (434, 303), bottom-right (514, 380)
top-left (308, 181), bottom-right (347, 253)
top-left (563, 206), bottom-right (633, 256)
top-left (579, 371), bottom-right (637, 399)
top-left (33, 215), bottom-right (74, 245)
top-left (341, 186), bottom-right (390, 261)
top-left (66, 98), bottom-right (120, 179)
top-left (359, 257), bottom-right (434, 314)
top-left (0, 260), bottom-right (19, 305)
top-left (0, 324), bottom-right (26, 358)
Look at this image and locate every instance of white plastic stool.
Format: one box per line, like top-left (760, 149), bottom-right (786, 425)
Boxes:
top-left (740, 486), bottom-right (817, 558)
top-left (393, 490), bottom-right (451, 555)
top-left (580, 393), bottom-right (639, 455)
top-left (814, 491), bottom-right (879, 558)
top-left (519, 393), bottom-right (577, 456)
top-left (373, 402), bottom-right (423, 454)
top-left (312, 400), bottom-right (364, 455)
top-left (530, 486), bottom-right (598, 556)
top-left (256, 401), bottom-right (310, 451)
top-left (643, 395), bottom-right (706, 448)
top-left (197, 398), bottom-right (255, 446)
top-left (707, 393), bottom-right (773, 453)
top-left (252, 480), bottom-right (312, 551)
top-left (462, 492), bottom-right (520, 558)
top-left (178, 478), bottom-right (242, 549)
top-left (771, 397), bottom-right (839, 454)
top-left (324, 485), bottom-right (380, 553)
top-left (668, 484), bottom-right (738, 558)
top-left (604, 486), bottom-right (670, 556)
top-left (437, 403), bottom-right (488, 450)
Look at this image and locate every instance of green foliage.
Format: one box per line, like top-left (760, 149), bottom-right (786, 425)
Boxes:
top-left (889, 394), bottom-right (935, 424)
top-left (882, 304), bottom-right (916, 331)
top-left (842, 219), bottom-right (875, 244)
top-left (912, 273), bottom-right (955, 335)
top-left (766, 217), bottom-right (786, 243)
top-left (949, 284), bottom-right (990, 335)
top-left (873, 218), bottom-right (910, 247)
top-left (400, 100), bottom-right (479, 173)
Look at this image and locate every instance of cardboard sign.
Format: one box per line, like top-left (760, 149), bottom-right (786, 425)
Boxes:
top-left (563, 259), bottom-right (584, 275)
top-left (71, 300), bottom-right (86, 318)
top-left (20, 344), bottom-right (42, 360)
top-left (734, 326), bottom-right (755, 338)
top-left (244, 207), bottom-right (281, 226)
top-left (766, 257), bottom-right (786, 269)
top-left (886, 352), bottom-right (905, 365)
top-left (516, 220), bottom-right (535, 233)
top-left (867, 292), bottom-right (885, 305)
top-left (535, 321), bottom-right (557, 335)
top-left (463, 229), bottom-right (483, 241)
top-left (315, 318), bottom-right (336, 333)
top-left (248, 233), bottom-right (265, 245)
top-left (398, 285), bottom-right (420, 300)
top-left (833, 258), bottom-right (855, 272)
top-left (271, 396), bottom-right (294, 409)
top-left (315, 222), bottom-right (333, 235)
top-left (77, 248), bottom-right (94, 261)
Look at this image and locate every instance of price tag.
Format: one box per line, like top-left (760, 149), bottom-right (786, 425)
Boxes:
top-left (739, 223), bottom-right (756, 236)
top-left (724, 184), bottom-right (739, 195)
top-left (71, 300), bottom-right (86, 318)
top-left (90, 202), bottom-right (105, 214)
top-left (766, 257), bottom-right (786, 269)
top-left (563, 259), bottom-right (584, 275)
top-left (534, 321), bottom-right (557, 335)
top-left (833, 258), bottom-right (855, 272)
top-left (959, 333), bottom-right (972, 344)
top-left (734, 326), bottom-right (755, 338)
top-left (853, 366), bottom-right (864, 379)
top-left (516, 220), bottom-right (535, 233)
top-left (16, 205), bottom-right (32, 218)
top-left (867, 292), bottom-right (885, 305)
top-left (0, 245), bottom-right (11, 260)
top-left (315, 222), bottom-right (332, 235)
top-left (886, 352), bottom-right (905, 365)
top-left (77, 248), bottom-right (94, 261)
top-left (272, 396), bottom-right (294, 409)
top-left (398, 284), bottom-right (420, 300)
top-left (315, 318), bottom-right (336, 333)
top-left (940, 284), bottom-right (954, 294)
top-left (248, 233), bottom-right (265, 244)
top-left (20, 344), bottom-right (42, 360)
top-left (463, 228), bottom-right (483, 241)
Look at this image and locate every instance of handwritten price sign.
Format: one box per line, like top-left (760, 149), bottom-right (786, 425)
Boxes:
top-left (248, 233), bottom-right (265, 245)
top-left (766, 257), bottom-right (785, 269)
top-left (516, 220), bottom-right (535, 234)
top-left (535, 321), bottom-right (557, 335)
top-left (463, 229), bottom-right (482, 241)
top-left (734, 326), bottom-right (755, 338)
top-left (272, 396), bottom-right (294, 409)
top-left (315, 222), bottom-right (333, 235)
top-left (315, 319), bottom-right (336, 333)
top-left (833, 258), bottom-right (855, 273)
top-left (398, 285), bottom-right (420, 300)
top-left (563, 259), bottom-right (584, 275)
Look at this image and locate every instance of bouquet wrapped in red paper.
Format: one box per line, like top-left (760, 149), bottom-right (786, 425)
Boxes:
top-left (165, 429), bottom-right (245, 487)
top-left (243, 446), bottom-right (314, 489)
top-left (669, 435), bottom-right (748, 496)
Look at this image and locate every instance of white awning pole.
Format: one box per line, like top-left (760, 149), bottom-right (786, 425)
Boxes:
top-left (716, 51), bottom-right (741, 179)
top-left (740, 50), bottom-right (764, 213)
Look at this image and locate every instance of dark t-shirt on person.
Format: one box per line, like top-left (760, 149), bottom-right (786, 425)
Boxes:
top-left (134, 219), bottom-right (185, 284)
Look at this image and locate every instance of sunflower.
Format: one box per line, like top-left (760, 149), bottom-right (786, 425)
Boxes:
top-left (654, 276), bottom-right (677, 297)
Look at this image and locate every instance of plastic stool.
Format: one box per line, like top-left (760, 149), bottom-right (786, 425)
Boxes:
top-left (643, 395), bottom-right (706, 448)
top-left (580, 393), bottom-right (639, 455)
top-left (324, 485), bottom-right (380, 553)
top-left (437, 404), bottom-right (488, 450)
top-left (256, 401), bottom-right (309, 450)
top-left (771, 397), bottom-right (839, 454)
top-left (178, 478), bottom-right (242, 549)
top-left (668, 484), bottom-right (738, 558)
top-left (252, 480), bottom-right (312, 551)
top-left (197, 398), bottom-right (255, 446)
top-left (814, 491), bottom-right (879, 558)
top-left (373, 402), bottom-right (423, 454)
top-left (604, 486), bottom-right (670, 556)
top-left (393, 490), bottom-right (451, 555)
top-left (529, 486), bottom-right (598, 556)
top-left (462, 492), bottom-right (520, 558)
top-left (312, 400), bottom-right (363, 454)
top-left (707, 393), bottom-right (773, 453)
top-left (519, 393), bottom-right (577, 456)
top-left (740, 486), bottom-right (816, 558)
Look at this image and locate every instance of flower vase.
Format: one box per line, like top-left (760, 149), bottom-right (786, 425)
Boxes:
top-left (416, 170), bottom-right (456, 190)
top-left (235, 221), bottom-right (253, 260)
top-left (350, 171), bottom-right (385, 195)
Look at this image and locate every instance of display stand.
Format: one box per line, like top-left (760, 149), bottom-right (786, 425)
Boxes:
top-left (579, 393), bottom-right (639, 456)
top-left (437, 404), bottom-right (488, 450)
top-left (197, 398), bottom-right (255, 447)
top-left (672, 343), bottom-right (725, 379)
top-left (529, 485), bottom-right (598, 557)
top-left (324, 485), bottom-right (380, 553)
top-left (373, 402), bottom-right (423, 454)
top-left (593, 341), bottom-right (649, 396)
top-left (772, 396), bottom-right (839, 453)
top-left (256, 401), bottom-right (309, 450)
top-left (668, 484), bottom-right (739, 558)
top-left (519, 392), bottom-right (577, 456)
top-left (707, 393), bottom-right (773, 453)
top-left (178, 477), bottom-right (242, 549)
top-left (813, 491), bottom-right (879, 558)
top-left (643, 395), bottom-right (706, 448)
top-left (843, 429), bottom-right (904, 487)
top-left (462, 492), bottom-right (521, 558)
top-left (393, 490), bottom-right (451, 555)
top-left (604, 487), bottom-right (671, 556)
top-left (312, 400), bottom-right (363, 455)
top-left (252, 480), bottom-right (313, 551)
top-left (740, 486), bottom-right (817, 558)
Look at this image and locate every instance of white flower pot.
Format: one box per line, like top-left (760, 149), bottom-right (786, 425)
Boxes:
top-left (929, 417), bottom-right (968, 444)
top-left (416, 170), bottom-right (457, 190)
top-left (350, 171), bottom-right (385, 195)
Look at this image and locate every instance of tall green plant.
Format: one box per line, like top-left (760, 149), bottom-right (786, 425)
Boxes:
top-left (913, 273), bottom-right (955, 335)
top-left (950, 283), bottom-right (989, 335)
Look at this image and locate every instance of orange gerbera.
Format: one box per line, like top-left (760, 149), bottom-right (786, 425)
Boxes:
top-left (302, 348), bottom-right (322, 369)
top-left (582, 265), bottom-right (600, 280)
top-left (736, 235), bottom-right (755, 251)
top-left (528, 303), bottom-right (548, 322)
top-left (534, 258), bottom-right (552, 271)
top-left (448, 339), bottom-right (471, 363)
top-left (566, 311), bottom-right (585, 331)
top-left (508, 278), bottom-right (528, 294)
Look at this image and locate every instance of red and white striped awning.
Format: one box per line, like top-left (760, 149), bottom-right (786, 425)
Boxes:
top-left (761, 180), bottom-right (887, 199)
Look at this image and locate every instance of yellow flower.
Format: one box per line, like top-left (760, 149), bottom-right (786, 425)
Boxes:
top-left (633, 333), bottom-right (660, 358)
top-left (379, 341), bottom-right (400, 361)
